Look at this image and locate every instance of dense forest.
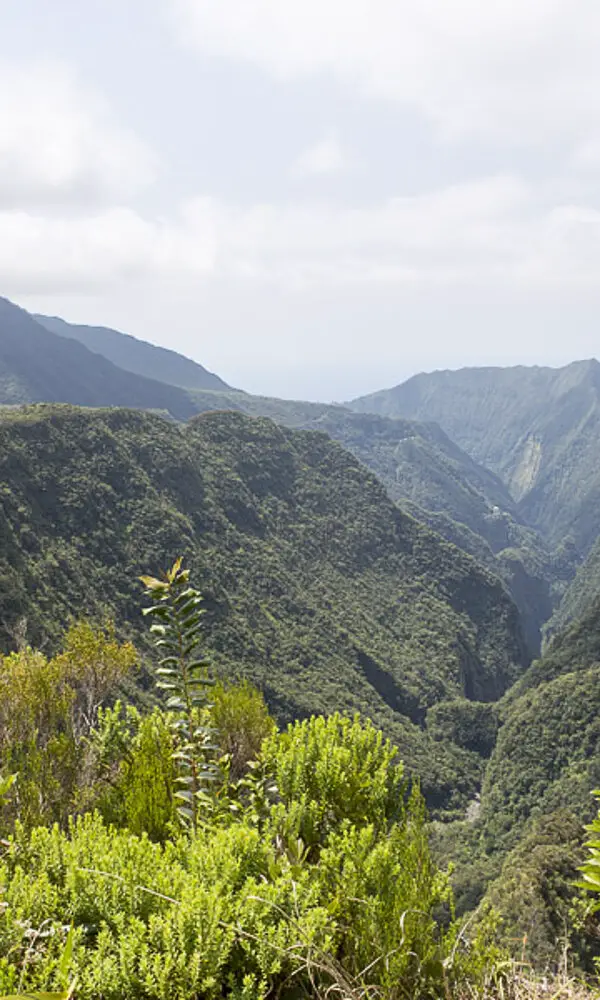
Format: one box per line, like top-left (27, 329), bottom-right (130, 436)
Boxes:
top-left (2, 297), bottom-right (600, 997)
top-left (0, 405), bottom-right (529, 815)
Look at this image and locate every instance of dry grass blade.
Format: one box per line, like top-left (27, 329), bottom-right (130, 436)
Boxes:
top-left (457, 967), bottom-right (600, 1000)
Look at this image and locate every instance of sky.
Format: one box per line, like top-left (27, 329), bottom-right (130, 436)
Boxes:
top-left (2, 1), bottom-right (600, 400)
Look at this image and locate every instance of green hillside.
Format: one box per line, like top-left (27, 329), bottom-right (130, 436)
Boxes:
top-left (0, 297), bottom-right (584, 654)
top-left (430, 598), bottom-right (600, 964)
top-left (3, 300), bottom-right (524, 562)
top-left (189, 390), bottom-right (519, 542)
top-left (477, 597), bottom-right (600, 852)
top-left (481, 663), bottom-right (600, 852)
top-left (401, 503), bottom-right (556, 656)
top-left (0, 297), bottom-right (197, 420)
top-left (461, 600), bottom-right (600, 956)
top-left (546, 534), bottom-right (600, 638)
top-left (36, 313), bottom-right (231, 391)
top-left (189, 389), bottom-right (556, 651)
top-left (1, 299), bottom-right (559, 649)
top-left (350, 360), bottom-right (600, 554)
top-left (0, 404), bottom-right (529, 816)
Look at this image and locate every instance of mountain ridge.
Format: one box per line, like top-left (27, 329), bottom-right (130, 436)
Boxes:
top-left (0, 295), bottom-right (561, 653)
top-left (350, 359), bottom-right (600, 556)
top-left (0, 297), bottom-right (199, 420)
top-left (35, 313), bottom-right (232, 392)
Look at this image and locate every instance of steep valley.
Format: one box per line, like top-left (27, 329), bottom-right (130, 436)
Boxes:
top-left (0, 294), bottom-right (561, 653)
top-left (3, 300), bottom-right (600, 972)
top-left (0, 404), bottom-right (530, 817)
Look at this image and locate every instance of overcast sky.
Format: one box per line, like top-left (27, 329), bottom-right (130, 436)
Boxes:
top-left (2, 1), bottom-right (600, 399)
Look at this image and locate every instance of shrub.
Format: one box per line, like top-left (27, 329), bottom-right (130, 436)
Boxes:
top-left (211, 681), bottom-right (275, 781)
top-left (579, 791), bottom-right (600, 904)
top-left (92, 704), bottom-right (177, 841)
top-left (259, 712), bottom-right (405, 851)
top-left (0, 714), bottom-right (496, 1000)
top-left (0, 623), bottom-right (136, 832)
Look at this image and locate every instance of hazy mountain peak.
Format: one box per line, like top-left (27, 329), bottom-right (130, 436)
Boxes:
top-left (0, 296), bottom-right (197, 420)
top-left (34, 314), bottom-right (231, 393)
top-left (349, 359), bottom-right (600, 555)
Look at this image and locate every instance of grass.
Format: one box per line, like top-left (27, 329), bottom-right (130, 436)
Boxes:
top-left (461, 971), bottom-right (599, 1000)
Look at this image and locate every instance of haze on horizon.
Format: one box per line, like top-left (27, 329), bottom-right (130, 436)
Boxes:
top-left (3, 1), bottom-right (600, 401)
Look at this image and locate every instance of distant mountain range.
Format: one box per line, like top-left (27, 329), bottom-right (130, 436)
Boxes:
top-left (35, 314), bottom-right (231, 392)
top-left (351, 361), bottom-right (600, 556)
top-left (0, 298), bottom-right (197, 420)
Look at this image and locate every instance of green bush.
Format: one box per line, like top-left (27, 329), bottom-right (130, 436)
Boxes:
top-left (211, 681), bottom-right (275, 781)
top-left (92, 704), bottom-right (177, 841)
top-left (259, 712), bottom-right (405, 850)
top-left (0, 715), bottom-right (497, 1000)
top-left (0, 623), bottom-right (136, 833)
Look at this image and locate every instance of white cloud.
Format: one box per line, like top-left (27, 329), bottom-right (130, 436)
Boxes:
top-left (176, 177), bottom-right (525, 288)
top-left (4, 173), bottom-right (600, 296)
top-left (171, 0), bottom-right (600, 147)
top-left (0, 204), bottom-right (216, 294)
top-left (0, 63), bottom-right (155, 209)
top-left (291, 135), bottom-right (348, 178)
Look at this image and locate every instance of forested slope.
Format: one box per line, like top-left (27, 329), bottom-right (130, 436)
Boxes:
top-left (188, 391), bottom-right (519, 546)
top-left (189, 389), bottom-right (556, 651)
top-left (471, 596), bottom-right (600, 858)
top-left (429, 598), bottom-right (600, 965)
top-left (0, 295), bottom-right (560, 651)
top-left (0, 404), bottom-right (529, 815)
top-left (546, 534), bottom-right (600, 638)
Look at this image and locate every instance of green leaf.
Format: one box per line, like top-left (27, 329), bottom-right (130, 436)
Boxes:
top-left (58, 925), bottom-right (75, 984)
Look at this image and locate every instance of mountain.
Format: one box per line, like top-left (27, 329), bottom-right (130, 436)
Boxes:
top-left (350, 360), bottom-right (600, 554)
top-left (35, 314), bottom-right (231, 392)
top-left (188, 391), bottom-right (544, 554)
top-left (0, 404), bottom-right (530, 816)
top-left (0, 298), bottom-right (573, 649)
top-left (0, 297), bottom-right (198, 420)
top-left (188, 389), bottom-right (555, 652)
top-left (479, 596), bottom-right (600, 857)
top-left (0, 303), bottom-right (526, 557)
top-left (218, 397), bottom-right (520, 540)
